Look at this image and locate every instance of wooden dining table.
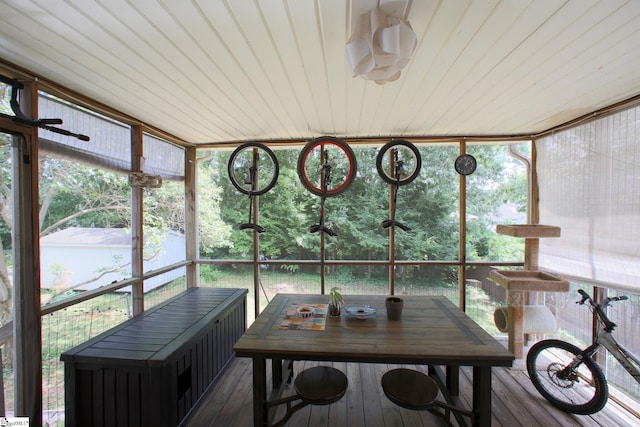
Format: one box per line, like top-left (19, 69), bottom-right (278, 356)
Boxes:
top-left (233, 294), bottom-right (514, 427)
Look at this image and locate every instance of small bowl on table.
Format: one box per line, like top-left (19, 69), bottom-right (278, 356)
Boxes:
top-left (297, 306), bottom-right (314, 318)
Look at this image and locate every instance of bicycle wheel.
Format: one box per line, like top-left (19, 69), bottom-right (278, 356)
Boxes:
top-left (228, 142), bottom-right (279, 196)
top-left (526, 339), bottom-right (608, 415)
top-left (297, 136), bottom-right (357, 197)
top-left (376, 140), bottom-right (421, 185)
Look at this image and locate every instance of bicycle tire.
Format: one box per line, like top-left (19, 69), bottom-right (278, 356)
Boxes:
top-left (376, 140), bottom-right (422, 185)
top-left (228, 142), bottom-right (279, 196)
top-left (526, 339), bottom-right (608, 415)
top-left (297, 136), bottom-right (357, 197)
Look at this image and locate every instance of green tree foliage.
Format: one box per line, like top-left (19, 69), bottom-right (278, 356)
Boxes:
top-left (0, 139), bottom-right (526, 313)
top-left (204, 142), bottom-right (527, 282)
top-left (259, 150), bottom-right (314, 259)
top-left (465, 144), bottom-right (528, 261)
top-left (39, 157), bottom-right (130, 234)
top-left (196, 154), bottom-right (233, 254)
top-left (0, 136), bottom-right (13, 324)
top-left (0, 149), bottom-right (234, 308)
top-left (37, 154), bottom-right (232, 253)
top-left (334, 147), bottom-right (388, 261)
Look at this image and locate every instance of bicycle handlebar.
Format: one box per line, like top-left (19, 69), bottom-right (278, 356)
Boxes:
top-left (576, 289), bottom-right (627, 332)
top-left (577, 289), bottom-right (590, 304)
top-left (577, 289), bottom-right (628, 306)
top-left (611, 295), bottom-right (629, 301)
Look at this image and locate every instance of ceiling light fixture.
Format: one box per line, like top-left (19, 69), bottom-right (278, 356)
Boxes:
top-left (345, 1), bottom-right (417, 85)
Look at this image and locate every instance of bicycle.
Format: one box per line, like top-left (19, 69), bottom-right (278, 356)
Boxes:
top-left (297, 136), bottom-right (357, 236)
top-left (375, 140), bottom-right (421, 231)
top-left (227, 142), bottom-right (279, 233)
top-left (526, 289), bottom-right (639, 415)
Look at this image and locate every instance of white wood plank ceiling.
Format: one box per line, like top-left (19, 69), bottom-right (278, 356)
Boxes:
top-left (0, 0), bottom-right (639, 145)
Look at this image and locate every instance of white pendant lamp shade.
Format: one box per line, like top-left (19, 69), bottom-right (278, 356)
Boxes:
top-left (345, 7), bottom-right (417, 84)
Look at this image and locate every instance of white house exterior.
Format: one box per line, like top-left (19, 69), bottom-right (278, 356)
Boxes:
top-left (40, 227), bottom-right (186, 292)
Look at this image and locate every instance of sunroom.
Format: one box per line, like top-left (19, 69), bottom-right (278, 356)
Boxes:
top-left (0, 1), bottom-right (639, 426)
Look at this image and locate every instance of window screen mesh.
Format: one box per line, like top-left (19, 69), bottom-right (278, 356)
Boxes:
top-left (536, 106), bottom-right (640, 292)
top-left (143, 133), bottom-right (185, 181)
top-left (38, 92), bottom-right (132, 172)
top-left (37, 92), bottom-right (185, 180)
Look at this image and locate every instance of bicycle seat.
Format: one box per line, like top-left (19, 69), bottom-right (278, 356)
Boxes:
top-left (381, 219), bottom-right (411, 232)
top-left (310, 224), bottom-right (337, 237)
top-left (240, 223), bottom-right (266, 233)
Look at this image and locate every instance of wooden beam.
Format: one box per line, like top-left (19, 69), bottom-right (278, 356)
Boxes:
top-left (131, 126), bottom-right (144, 315)
top-left (459, 141), bottom-right (467, 312)
top-left (185, 146), bottom-right (198, 288)
top-left (11, 81), bottom-right (42, 425)
top-left (530, 140), bottom-right (539, 225)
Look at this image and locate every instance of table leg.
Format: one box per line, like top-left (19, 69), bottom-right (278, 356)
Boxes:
top-left (429, 364), bottom-right (459, 396)
top-left (472, 366), bottom-right (492, 427)
top-left (272, 359), bottom-right (295, 389)
top-left (446, 365), bottom-right (459, 396)
top-left (252, 357), bottom-right (267, 427)
top-left (272, 358), bottom-right (282, 389)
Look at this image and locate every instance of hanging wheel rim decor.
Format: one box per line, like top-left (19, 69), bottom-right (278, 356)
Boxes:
top-left (228, 142), bottom-right (279, 196)
top-left (375, 139), bottom-right (421, 186)
top-left (376, 140), bottom-right (421, 232)
top-left (297, 136), bottom-right (357, 197)
top-left (227, 142), bottom-right (279, 233)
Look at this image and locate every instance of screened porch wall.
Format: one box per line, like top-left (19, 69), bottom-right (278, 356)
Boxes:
top-left (537, 104), bottom-right (640, 293)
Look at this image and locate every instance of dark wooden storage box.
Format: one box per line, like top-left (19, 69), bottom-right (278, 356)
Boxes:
top-left (61, 287), bottom-right (248, 427)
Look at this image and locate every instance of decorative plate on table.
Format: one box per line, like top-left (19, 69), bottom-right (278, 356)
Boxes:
top-left (345, 305), bottom-right (377, 320)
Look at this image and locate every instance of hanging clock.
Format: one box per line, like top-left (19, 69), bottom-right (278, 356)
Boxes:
top-left (454, 154), bottom-right (477, 176)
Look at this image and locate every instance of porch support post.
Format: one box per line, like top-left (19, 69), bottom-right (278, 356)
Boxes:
top-left (131, 125), bottom-right (144, 315)
top-left (185, 146), bottom-right (199, 288)
top-left (458, 140), bottom-right (468, 312)
top-left (12, 81), bottom-right (42, 425)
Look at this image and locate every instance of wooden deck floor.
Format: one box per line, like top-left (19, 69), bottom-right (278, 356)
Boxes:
top-left (182, 356), bottom-right (639, 427)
